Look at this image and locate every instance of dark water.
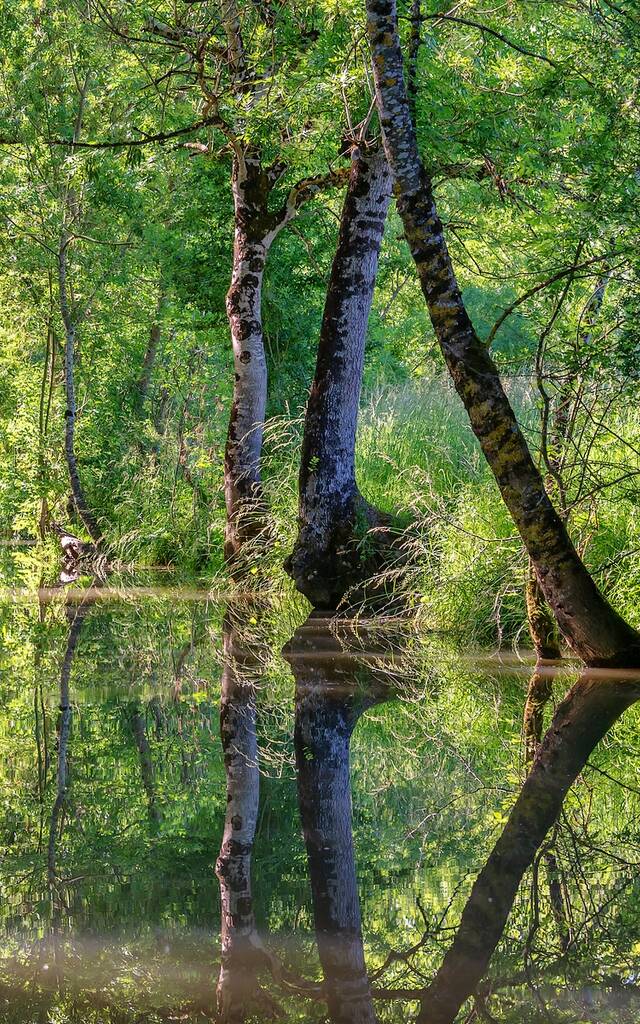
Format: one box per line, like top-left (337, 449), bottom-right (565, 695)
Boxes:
top-left (0, 573), bottom-right (639, 1023)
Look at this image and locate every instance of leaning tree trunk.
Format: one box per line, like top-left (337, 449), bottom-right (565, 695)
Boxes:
top-left (285, 616), bottom-right (391, 1023)
top-left (285, 144), bottom-right (393, 609)
top-left (365, 0), bottom-right (640, 668)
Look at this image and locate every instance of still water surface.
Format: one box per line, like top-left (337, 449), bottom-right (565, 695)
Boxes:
top-left (0, 572), bottom-right (638, 1022)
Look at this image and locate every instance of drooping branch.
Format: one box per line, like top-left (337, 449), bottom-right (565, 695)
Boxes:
top-left (25, 114), bottom-right (224, 151)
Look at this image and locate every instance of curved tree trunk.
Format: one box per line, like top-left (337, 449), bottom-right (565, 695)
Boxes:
top-left (365, 0), bottom-right (640, 668)
top-left (417, 672), bottom-right (640, 1024)
top-left (285, 144), bottom-right (393, 608)
top-left (285, 617), bottom-right (391, 1023)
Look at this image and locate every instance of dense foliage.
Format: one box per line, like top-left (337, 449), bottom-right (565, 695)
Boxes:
top-left (1, 0), bottom-right (639, 638)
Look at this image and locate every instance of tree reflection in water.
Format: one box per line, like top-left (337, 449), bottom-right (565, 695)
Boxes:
top-left (286, 614), bottom-right (396, 1024)
top-left (1, 589), bottom-right (640, 1022)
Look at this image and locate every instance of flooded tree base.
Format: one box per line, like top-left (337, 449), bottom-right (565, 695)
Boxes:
top-left (285, 496), bottom-right (403, 611)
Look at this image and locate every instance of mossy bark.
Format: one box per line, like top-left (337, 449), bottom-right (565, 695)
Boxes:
top-left (285, 145), bottom-right (393, 608)
top-left (365, 0), bottom-right (640, 668)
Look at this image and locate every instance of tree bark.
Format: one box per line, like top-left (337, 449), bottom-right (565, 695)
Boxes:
top-left (365, 0), bottom-right (640, 668)
top-left (417, 671), bottom-right (640, 1024)
top-left (285, 144), bottom-right (393, 608)
top-left (285, 617), bottom-right (390, 1023)
top-left (223, 152), bottom-right (272, 563)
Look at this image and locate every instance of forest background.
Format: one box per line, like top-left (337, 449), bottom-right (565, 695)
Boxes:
top-left (1, 0), bottom-right (639, 645)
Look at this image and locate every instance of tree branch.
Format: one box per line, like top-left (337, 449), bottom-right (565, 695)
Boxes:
top-left (485, 251), bottom-right (628, 348)
top-left (270, 166), bottom-right (352, 234)
top-left (423, 12), bottom-right (559, 68)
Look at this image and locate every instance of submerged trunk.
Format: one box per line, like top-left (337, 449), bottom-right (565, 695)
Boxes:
top-left (365, 0), bottom-right (640, 668)
top-left (47, 597), bottom-right (90, 886)
top-left (285, 145), bottom-right (393, 608)
top-left (417, 671), bottom-right (640, 1024)
top-left (522, 668), bottom-right (554, 765)
top-left (285, 617), bottom-right (391, 1023)
top-left (136, 287), bottom-right (166, 411)
top-left (522, 667), bottom-right (570, 952)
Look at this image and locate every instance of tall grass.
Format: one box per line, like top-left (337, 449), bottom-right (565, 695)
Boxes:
top-left (15, 367), bottom-right (637, 649)
top-left (260, 373), bottom-right (640, 645)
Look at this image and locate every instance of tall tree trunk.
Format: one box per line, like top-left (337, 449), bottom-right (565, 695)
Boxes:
top-left (57, 73), bottom-right (103, 548)
top-left (285, 616), bottom-right (389, 1023)
top-left (416, 672), bottom-right (640, 1024)
top-left (285, 145), bottom-right (393, 608)
top-left (365, 0), bottom-right (640, 668)
top-left (136, 286), bottom-right (166, 411)
top-left (58, 236), bottom-right (102, 547)
top-left (223, 153), bottom-right (271, 563)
